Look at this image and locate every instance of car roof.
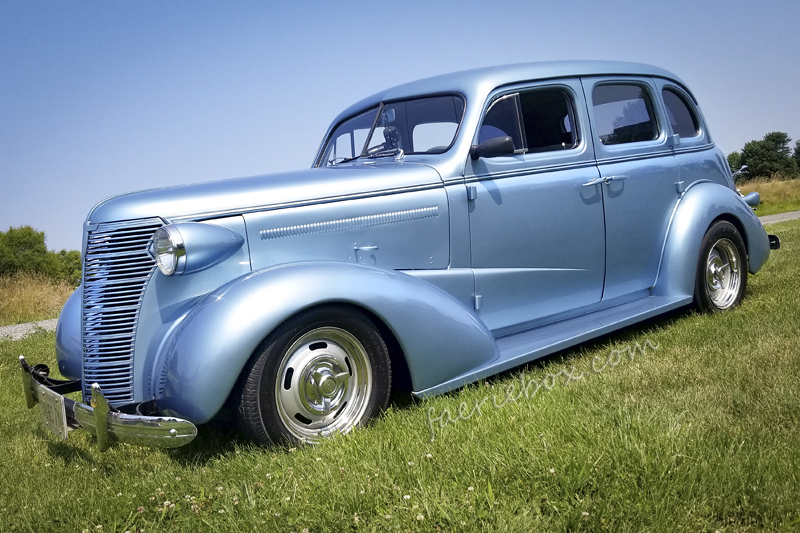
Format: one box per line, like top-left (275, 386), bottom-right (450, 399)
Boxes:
top-left (332, 60), bottom-right (690, 125)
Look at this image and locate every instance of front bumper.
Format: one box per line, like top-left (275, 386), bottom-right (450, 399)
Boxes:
top-left (19, 356), bottom-right (197, 451)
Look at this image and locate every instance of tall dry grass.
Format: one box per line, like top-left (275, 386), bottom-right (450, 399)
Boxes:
top-left (739, 178), bottom-right (800, 216)
top-left (0, 272), bottom-right (75, 327)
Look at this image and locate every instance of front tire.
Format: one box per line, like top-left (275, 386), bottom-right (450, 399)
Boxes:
top-left (694, 221), bottom-right (747, 312)
top-left (235, 305), bottom-right (391, 445)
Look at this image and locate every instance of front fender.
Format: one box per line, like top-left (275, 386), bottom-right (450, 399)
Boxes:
top-left (157, 262), bottom-right (498, 423)
top-left (653, 182), bottom-right (770, 299)
top-left (55, 286), bottom-right (82, 380)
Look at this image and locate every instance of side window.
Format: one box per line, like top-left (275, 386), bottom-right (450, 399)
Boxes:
top-left (479, 94), bottom-right (525, 150)
top-left (479, 87), bottom-right (579, 154)
top-left (518, 88), bottom-right (578, 152)
top-left (662, 88), bottom-right (699, 138)
top-left (592, 84), bottom-right (658, 145)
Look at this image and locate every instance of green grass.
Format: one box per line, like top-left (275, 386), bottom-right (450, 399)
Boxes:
top-left (2, 220), bottom-right (800, 532)
top-left (740, 178), bottom-right (800, 217)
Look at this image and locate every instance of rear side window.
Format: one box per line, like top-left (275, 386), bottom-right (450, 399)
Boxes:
top-left (592, 84), bottom-right (658, 145)
top-left (662, 88), bottom-right (699, 138)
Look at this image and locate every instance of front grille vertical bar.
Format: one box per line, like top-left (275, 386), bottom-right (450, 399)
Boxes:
top-left (81, 218), bottom-right (163, 405)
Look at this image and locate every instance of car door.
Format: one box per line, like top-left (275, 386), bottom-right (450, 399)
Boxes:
top-left (582, 77), bottom-right (681, 302)
top-left (464, 80), bottom-right (605, 334)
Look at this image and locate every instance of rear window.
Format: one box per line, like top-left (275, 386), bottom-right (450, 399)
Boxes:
top-left (662, 88), bottom-right (700, 138)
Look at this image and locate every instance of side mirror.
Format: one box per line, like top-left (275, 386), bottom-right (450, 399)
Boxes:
top-left (732, 164), bottom-right (749, 178)
top-left (470, 136), bottom-right (515, 160)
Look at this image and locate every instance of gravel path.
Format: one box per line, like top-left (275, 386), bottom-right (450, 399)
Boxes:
top-left (0, 211), bottom-right (797, 342)
top-left (759, 210), bottom-right (800, 225)
top-left (0, 319), bottom-right (57, 341)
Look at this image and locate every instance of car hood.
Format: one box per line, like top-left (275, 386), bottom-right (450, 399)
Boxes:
top-left (87, 162), bottom-right (442, 224)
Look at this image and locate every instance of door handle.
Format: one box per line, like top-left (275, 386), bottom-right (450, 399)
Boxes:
top-left (354, 245), bottom-right (379, 251)
top-left (603, 175), bottom-right (628, 184)
top-left (582, 177), bottom-right (603, 187)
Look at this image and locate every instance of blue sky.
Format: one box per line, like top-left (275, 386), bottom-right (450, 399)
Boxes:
top-left (2, 0), bottom-right (798, 252)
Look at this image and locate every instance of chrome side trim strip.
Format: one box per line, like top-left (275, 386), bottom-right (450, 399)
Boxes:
top-left (259, 206), bottom-right (439, 240)
top-left (169, 183), bottom-right (443, 223)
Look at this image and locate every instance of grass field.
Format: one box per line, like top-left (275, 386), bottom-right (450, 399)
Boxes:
top-left (1, 219), bottom-right (798, 531)
top-left (740, 178), bottom-right (800, 217)
top-left (0, 273), bottom-right (75, 327)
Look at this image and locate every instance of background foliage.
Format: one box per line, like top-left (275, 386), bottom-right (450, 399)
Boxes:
top-left (0, 226), bottom-right (81, 286)
top-left (728, 131), bottom-right (800, 183)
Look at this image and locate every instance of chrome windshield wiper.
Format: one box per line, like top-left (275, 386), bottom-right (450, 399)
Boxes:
top-left (366, 148), bottom-right (404, 161)
top-left (335, 155), bottom-right (363, 164)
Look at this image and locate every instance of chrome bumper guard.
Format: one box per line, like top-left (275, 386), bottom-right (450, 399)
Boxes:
top-left (19, 356), bottom-right (197, 451)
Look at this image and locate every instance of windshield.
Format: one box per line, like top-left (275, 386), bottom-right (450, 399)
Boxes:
top-left (317, 95), bottom-right (465, 167)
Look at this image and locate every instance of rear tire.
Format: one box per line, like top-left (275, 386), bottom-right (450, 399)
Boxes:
top-left (235, 305), bottom-right (391, 445)
top-left (693, 221), bottom-right (747, 312)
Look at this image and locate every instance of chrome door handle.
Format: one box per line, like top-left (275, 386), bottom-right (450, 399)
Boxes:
top-left (354, 245), bottom-right (379, 251)
top-left (603, 175), bottom-right (628, 184)
top-left (582, 177), bottom-right (603, 187)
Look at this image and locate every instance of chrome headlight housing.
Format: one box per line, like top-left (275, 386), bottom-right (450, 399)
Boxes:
top-left (150, 226), bottom-right (186, 276)
top-left (149, 222), bottom-right (245, 276)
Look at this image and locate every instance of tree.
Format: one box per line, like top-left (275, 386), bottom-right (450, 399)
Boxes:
top-left (0, 226), bottom-right (49, 275)
top-left (0, 226), bottom-right (81, 285)
top-left (740, 131), bottom-right (799, 180)
top-left (727, 151), bottom-right (742, 173)
top-left (794, 139), bottom-right (800, 169)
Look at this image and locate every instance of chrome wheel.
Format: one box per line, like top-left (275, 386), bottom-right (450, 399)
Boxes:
top-left (705, 238), bottom-right (741, 309)
top-left (276, 327), bottom-right (372, 441)
top-left (235, 305), bottom-right (391, 446)
top-left (694, 221), bottom-right (747, 312)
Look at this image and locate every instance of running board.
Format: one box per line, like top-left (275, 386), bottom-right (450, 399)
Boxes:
top-left (414, 295), bottom-right (690, 398)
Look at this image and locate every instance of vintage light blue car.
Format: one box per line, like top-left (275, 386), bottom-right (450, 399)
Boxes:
top-left (21, 61), bottom-right (780, 449)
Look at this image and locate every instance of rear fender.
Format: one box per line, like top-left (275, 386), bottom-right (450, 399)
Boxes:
top-left (156, 262), bottom-right (497, 423)
top-left (653, 182), bottom-right (770, 299)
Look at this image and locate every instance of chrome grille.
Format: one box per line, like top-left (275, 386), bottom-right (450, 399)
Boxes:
top-left (82, 218), bottom-right (163, 405)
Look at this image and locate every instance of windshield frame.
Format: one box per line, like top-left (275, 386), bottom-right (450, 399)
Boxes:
top-left (315, 93), bottom-right (466, 168)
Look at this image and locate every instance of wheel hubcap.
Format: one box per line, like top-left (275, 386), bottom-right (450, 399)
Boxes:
top-left (705, 238), bottom-right (741, 309)
top-left (275, 327), bottom-right (372, 441)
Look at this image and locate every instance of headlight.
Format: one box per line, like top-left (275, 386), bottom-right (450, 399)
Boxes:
top-left (151, 226), bottom-right (186, 276)
top-left (149, 222), bottom-right (245, 276)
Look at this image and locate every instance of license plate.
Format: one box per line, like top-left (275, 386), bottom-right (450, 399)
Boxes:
top-left (35, 384), bottom-right (68, 440)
